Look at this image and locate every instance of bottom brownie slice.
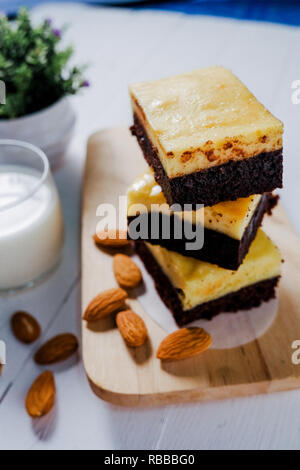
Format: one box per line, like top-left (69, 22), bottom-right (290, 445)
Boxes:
top-left (135, 230), bottom-right (281, 326)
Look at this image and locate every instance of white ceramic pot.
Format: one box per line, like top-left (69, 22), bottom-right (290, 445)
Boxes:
top-left (0, 97), bottom-right (76, 168)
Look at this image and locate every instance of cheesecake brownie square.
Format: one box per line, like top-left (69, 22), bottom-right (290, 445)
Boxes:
top-left (127, 170), bottom-right (278, 270)
top-left (136, 230), bottom-right (281, 326)
top-left (130, 67), bottom-right (283, 207)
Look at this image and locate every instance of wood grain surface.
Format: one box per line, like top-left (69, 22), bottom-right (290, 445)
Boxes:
top-left (81, 127), bottom-right (300, 406)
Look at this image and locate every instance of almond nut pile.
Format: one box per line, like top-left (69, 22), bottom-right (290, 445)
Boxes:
top-left (86, 229), bottom-right (148, 348)
top-left (88, 229), bottom-right (212, 359)
top-left (10, 310), bottom-right (78, 419)
top-left (7, 226), bottom-right (213, 419)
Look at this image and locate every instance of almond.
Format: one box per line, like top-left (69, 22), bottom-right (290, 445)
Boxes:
top-left (116, 310), bottom-right (148, 347)
top-left (93, 229), bottom-right (130, 248)
top-left (34, 333), bottom-right (79, 365)
top-left (113, 254), bottom-right (142, 289)
top-left (25, 371), bottom-right (55, 418)
top-left (157, 327), bottom-right (212, 361)
top-left (11, 311), bottom-right (41, 344)
top-left (83, 287), bottom-right (128, 322)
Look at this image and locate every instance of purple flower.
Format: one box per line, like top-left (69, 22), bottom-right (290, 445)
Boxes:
top-left (52, 28), bottom-right (62, 38)
top-left (81, 80), bottom-right (90, 88)
top-left (45, 18), bottom-right (52, 26)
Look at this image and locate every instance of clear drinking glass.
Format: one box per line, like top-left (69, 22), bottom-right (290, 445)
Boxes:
top-left (0, 139), bottom-right (64, 292)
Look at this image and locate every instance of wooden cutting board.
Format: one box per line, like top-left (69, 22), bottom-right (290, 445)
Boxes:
top-left (82, 127), bottom-right (300, 406)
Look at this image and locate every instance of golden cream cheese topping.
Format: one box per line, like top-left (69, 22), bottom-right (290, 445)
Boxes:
top-left (127, 169), bottom-right (262, 240)
top-left (130, 67), bottom-right (283, 178)
top-left (146, 230), bottom-right (281, 310)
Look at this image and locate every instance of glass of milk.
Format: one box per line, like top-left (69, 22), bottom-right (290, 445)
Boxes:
top-left (0, 140), bottom-right (64, 292)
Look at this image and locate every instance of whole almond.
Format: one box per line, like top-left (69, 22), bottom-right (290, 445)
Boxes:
top-left (25, 371), bottom-right (55, 418)
top-left (34, 333), bottom-right (78, 365)
top-left (116, 310), bottom-right (148, 347)
top-left (83, 287), bottom-right (128, 322)
top-left (93, 229), bottom-right (130, 248)
top-left (113, 254), bottom-right (142, 289)
top-left (157, 327), bottom-right (212, 361)
top-left (11, 311), bottom-right (41, 344)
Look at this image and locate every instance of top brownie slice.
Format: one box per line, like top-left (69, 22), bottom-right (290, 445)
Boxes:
top-left (129, 67), bottom-right (283, 207)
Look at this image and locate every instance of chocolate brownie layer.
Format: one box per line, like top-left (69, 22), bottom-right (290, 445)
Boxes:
top-left (131, 114), bottom-right (283, 208)
top-left (129, 193), bottom-right (278, 270)
top-left (136, 242), bottom-right (279, 326)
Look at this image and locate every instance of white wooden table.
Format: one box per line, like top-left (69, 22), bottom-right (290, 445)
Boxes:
top-left (0, 3), bottom-right (300, 450)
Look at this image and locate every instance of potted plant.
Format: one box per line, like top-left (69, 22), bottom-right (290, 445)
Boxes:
top-left (0, 8), bottom-right (89, 167)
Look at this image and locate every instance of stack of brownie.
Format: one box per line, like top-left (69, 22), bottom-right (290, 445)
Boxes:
top-left (128, 67), bottom-right (283, 326)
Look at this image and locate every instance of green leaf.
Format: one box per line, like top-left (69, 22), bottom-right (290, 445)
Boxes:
top-left (0, 7), bottom-right (88, 119)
